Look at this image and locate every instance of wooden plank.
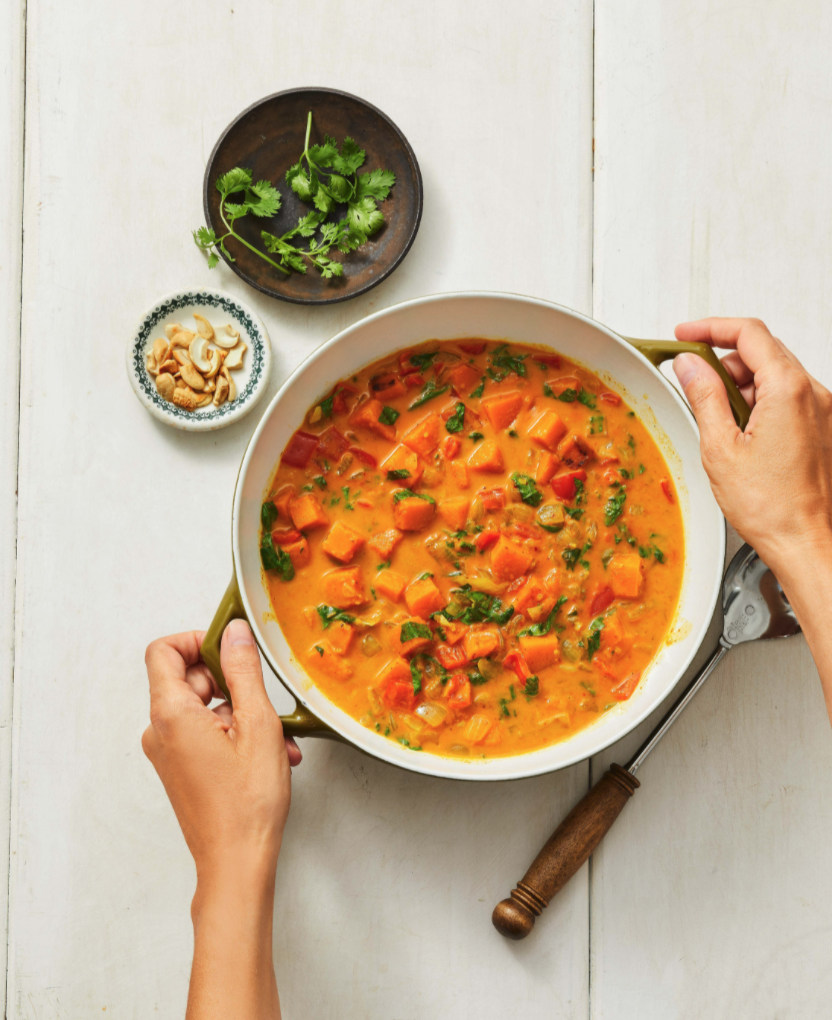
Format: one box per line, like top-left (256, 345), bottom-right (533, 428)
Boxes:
top-left (0, 0), bottom-right (25, 1014)
top-left (591, 3), bottom-right (832, 1016)
top-left (9, 1), bottom-right (594, 1016)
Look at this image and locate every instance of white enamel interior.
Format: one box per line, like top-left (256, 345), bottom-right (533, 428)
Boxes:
top-left (232, 292), bottom-right (724, 781)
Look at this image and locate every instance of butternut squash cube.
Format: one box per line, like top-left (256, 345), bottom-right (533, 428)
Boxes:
top-left (348, 397), bottom-right (397, 441)
top-left (448, 461), bottom-right (469, 488)
top-left (437, 497), bottom-right (470, 531)
top-left (463, 626), bottom-right (500, 661)
top-left (393, 495), bottom-right (435, 531)
top-left (283, 537), bottom-right (310, 569)
top-left (608, 554), bottom-right (643, 599)
top-left (405, 577), bottom-right (446, 618)
top-left (375, 569), bottom-right (407, 603)
top-left (528, 410), bottom-right (567, 452)
top-left (321, 519), bottom-right (366, 563)
top-left (481, 390), bottom-right (524, 430)
top-left (518, 634), bottom-right (560, 672)
top-left (389, 617), bottom-right (433, 657)
top-left (323, 567), bottom-right (366, 609)
top-left (490, 536), bottom-right (533, 583)
top-left (377, 657), bottom-right (413, 687)
top-left (289, 493), bottom-right (329, 532)
top-left (368, 528), bottom-right (404, 560)
top-left (402, 413), bottom-right (442, 458)
top-left (381, 445), bottom-right (424, 485)
top-left (327, 620), bottom-right (355, 655)
top-left (312, 641), bottom-right (354, 681)
top-left (448, 362), bottom-right (482, 394)
top-left (468, 439), bottom-right (504, 473)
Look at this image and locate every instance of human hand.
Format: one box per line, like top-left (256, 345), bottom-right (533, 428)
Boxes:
top-left (672, 317), bottom-right (832, 578)
top-left (142, 621), bottom-right (302, 884)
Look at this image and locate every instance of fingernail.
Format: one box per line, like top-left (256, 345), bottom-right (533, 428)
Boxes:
top-left (226, 619), bottom-right (254, 646)
top-left (673, 353), bottom-right (699, 389)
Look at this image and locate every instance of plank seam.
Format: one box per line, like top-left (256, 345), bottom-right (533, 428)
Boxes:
top-left (5, 1), bottom-right (27, 1016)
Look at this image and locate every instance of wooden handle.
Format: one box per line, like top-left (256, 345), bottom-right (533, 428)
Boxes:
top-left (492, 764), bottom-right (639, 939)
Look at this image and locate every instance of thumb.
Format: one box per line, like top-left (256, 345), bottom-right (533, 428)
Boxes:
top-left (673, 353), bottom-right (739, 446)
top-left (220, 619), bottom-right (269, 713)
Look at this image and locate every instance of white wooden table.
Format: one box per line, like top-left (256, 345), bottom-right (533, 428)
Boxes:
top-left (5, 2), bottom-right (832, 1016)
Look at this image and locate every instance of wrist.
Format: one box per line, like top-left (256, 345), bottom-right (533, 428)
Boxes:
top-left (192, 847), bottom-right (279, 927)
top-left (759, 527), bottom-right (832, 591)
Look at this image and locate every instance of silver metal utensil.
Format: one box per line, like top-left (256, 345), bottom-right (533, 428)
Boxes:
top-left (492, 543), bottom-right (802, 939)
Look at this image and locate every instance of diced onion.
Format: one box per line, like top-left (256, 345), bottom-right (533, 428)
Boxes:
top-left (470, 495), bottom-right (484, 522)
top-left (561, 640), bottom-right (581, 662)
top-left (367, 687), bottom-right (382, 713)
top-left (467, 574), bottom-right (507, 595)
top-left (415, 702), bottom-right (449, 727)
top-left (463, 715), bottom-right (493, 744)
top-left (402, 714), bottom-right (425, 733)
top-left (477, 657), bottom-right (500, 680)
top-left (507, 503), bottom-right (534, 521)
top-left (361, 634), bottom-right (382, 657)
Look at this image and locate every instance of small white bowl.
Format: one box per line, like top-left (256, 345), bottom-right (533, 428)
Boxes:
top-left (125, 287), bottom-right (272, 431)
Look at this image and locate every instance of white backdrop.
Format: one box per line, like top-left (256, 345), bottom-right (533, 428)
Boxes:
top-left (4, 1), bottom-right (832, 1018)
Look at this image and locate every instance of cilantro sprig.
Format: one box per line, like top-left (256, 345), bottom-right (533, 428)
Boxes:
top-left (194, 112), bottom-right (396, 280)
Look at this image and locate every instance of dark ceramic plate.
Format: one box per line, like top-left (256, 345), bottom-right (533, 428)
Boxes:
top-left (203, 88), bottom-right (423, 305)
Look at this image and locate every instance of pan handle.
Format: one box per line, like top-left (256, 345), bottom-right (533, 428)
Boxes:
top-left (624, 338), bottom-right (751, 430)
top-left (492, 765), bottom-right (639, 939)
top-left (201, 574), bottom-right (339, 740)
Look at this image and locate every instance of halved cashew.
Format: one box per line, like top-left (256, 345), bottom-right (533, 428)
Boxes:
top-left (193, 313), bottom-right (215, 341)
top-left (213, 374), bottom-right (230, 407)
top-left (152, 337), bottom-right (169, 364)
top-left (308, 405), bottom-right (322, 424)
top-left (164, 323), bottom-right (183, 340)
top-left (173, 349), bottom-right (192, 367)
top-left (170, 330), bottom-right (195, 348)
top-left (189, 335), bottom-right (212, 373)
top-left (146, 353), bottom-right (159, 377)
top-left (196, 393), bottom-right (214, 408)
top-left (223, 343), bottom-right (247, 370)
top-left (221, 366), bottom-right (236, 401)
top-left (214, 324), bottom-right (239, 350)
top-left (179, 362), bottom-right (206, 391)
top-left (155, 373), bottom-right (176, 401)
top-left (205, 378), bottom-right (216, 393)
top-left (172, 386), bottom-right (201, 411)
top-left (204, 348), bottom-right (223, 380)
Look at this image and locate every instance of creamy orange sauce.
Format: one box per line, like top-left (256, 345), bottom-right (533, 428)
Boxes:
top-left (261, 340), bottom-right (684, 758)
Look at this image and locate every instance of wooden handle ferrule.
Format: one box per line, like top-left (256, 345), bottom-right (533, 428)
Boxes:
top-left (492, 765), bottom-right (639, 939)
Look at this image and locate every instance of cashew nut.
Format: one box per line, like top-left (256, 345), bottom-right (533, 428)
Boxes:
top-left (155, 373), bottom-right (176, 401)
top-left (223, 343), bottom-right (246, 371)
top-left (193, 313), bottom-right (215, 341)
top-left (179, 362), bottom-right (206, 391)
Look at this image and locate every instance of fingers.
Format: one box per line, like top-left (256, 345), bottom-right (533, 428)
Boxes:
top-left (286, 737), bottom-right (303, 767)
top-left (673, 353), bottom-right (740, 446)
top-left (219, 620), bottom-right (270, 714)
top-left (145, 631), bottom-right (208, 705)
top-left (185, 662), bottom-right (223, 705)
top-left (674, 317), bottom-right (783, 375)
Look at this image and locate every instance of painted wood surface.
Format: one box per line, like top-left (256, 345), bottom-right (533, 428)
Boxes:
top-left (591, 3), bottom-right (832, 1017)
top-left (8, 2), bottom-right (594, 1018)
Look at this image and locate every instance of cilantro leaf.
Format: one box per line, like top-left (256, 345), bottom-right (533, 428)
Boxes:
top-left (193, 225), bottom-right (218, 249)
top-left (346, 196), bottom-right (384, 237)
top-left (260, 533), bottom-right (295, 581)
top-left (490, 344), bottom-right (528, 378)
top-left (409, 379), bottom-right (449, 409)
top-left (524, 676), bottom-right (540, 697)
top-left (217, 167), bottom-right (252, 194)
top-left (562, 547), bottom-right (582, 571)
top-left (356, 168), bottom-right (396, 200)
top-left (604, 487), bottom-right (627, 526)
top-left (401, 621), bottom-right (432, 643)
top-left (245, 180), bottom-right (282, 218)
top-left (520, 596), bottom-right (567, 637)
top-left (333, 136), bottom-right (366, 175)
top-left (445, 402), bottom-right (466, 433)
top-left (379, 405), bottom-right (400, 426)
top-left (470, 377), bottom-right (486, 398)
top-left (386, 469), bottom-right (410, 480)
top-left (410, 659), bottom-right (422, 693)
top-left (586, 616), bottom-right (605, 659)
top-left (392, 489), bottom-right (436, 505)
top-left (511, 472), bottom-right (543, 507)
top-left (578, 390), bottom-right (597, 409)
top-left (308, 135), bottom-right (339, 166)
top-left (557, 388), bottom-right (578, 403)
top-left (316, 605), bottom-right (355, 629)
top-left (261, 501), bottom-right (279, 529)
top-left (407, 352), bottom-right (439, 371)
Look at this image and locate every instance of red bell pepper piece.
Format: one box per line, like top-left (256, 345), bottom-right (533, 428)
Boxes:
top-left (445, 673), bottom-right (472, 710)
top-left (348, 446), bottom-right (378, 468)
top-left (660, 478), bottom-right (675, 504)
top-left (503, 650), bottom-right (533, 682)
top-left (281, 431), bottom-right (320, 468)
top-left (443, 436), bottom-right (462, 460)
top-left (600, 391), bottom-right (622, 406)
top-left (398, 351), bottom-right (421, 375)
top-left (551, 469), bottom-right (587, 501)
top-left (316, 426), bottom-right (350, 461)
top-left (272, 528), bottom-right (302, 546)
top-left (612, 671), bottom-right (642, 701)
top-left (478, 487), bottom-right (506, 511)
top-left (331, 383), bottom-right (357, 415)
top-left (458, 342), bottom-right (486, 355)
top-left (435, 644), bottom-right (469, 670)
top-left (403, 372), bottom-right (425, 389)
top-left (474, 528), bottom-right (500, 552)
top-left (383, 679), bottom-right (418, 711)
top-left (535, 354), bottom-right (561, 368)
top-left (589, 585), bottom-right (615, 617)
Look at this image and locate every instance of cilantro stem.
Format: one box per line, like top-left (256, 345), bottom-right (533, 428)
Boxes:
top-left (218, 197), bottom-right (290, 275)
